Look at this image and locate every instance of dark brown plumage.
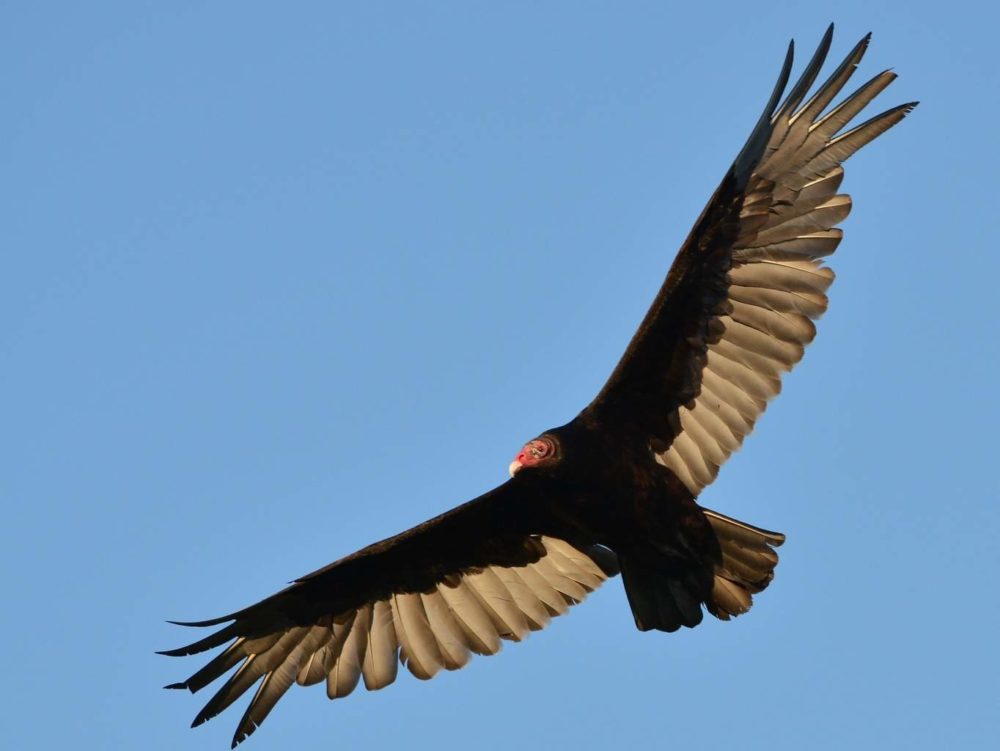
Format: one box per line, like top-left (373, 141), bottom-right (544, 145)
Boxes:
top-left (163, 25), bottom-right (915, 747)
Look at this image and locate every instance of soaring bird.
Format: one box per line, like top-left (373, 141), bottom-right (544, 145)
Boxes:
top-left (163, 25), bottom-right (915, 747)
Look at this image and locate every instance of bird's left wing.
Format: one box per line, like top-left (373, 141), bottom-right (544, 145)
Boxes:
top-left (162, 480), bottom-right (617, 747)
top-left (584, 26), bottom-right (915, 495)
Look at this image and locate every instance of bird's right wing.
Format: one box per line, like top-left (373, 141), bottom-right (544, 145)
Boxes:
top-left (161, 480), bottom-right (618, 747)
top-left (583, 26), bottom-right (915, 495)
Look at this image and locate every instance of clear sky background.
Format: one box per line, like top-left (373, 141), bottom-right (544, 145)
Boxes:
top-left (3, 2), bottom-right (997, 749)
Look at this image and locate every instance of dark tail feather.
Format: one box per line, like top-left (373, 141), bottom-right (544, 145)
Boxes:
top-left (620, 508), bottom-right (784, 632)
top-left (619, 554), bottom-right (714, 633)
top-left (702, 508), bottom-right (785, 620)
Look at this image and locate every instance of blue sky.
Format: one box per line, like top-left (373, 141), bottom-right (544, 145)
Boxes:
top-left (3, 2), bottom-right (997, 749)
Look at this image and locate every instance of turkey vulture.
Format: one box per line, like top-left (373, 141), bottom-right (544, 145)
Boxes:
top-left (163, 25), bottom-right (915, 747)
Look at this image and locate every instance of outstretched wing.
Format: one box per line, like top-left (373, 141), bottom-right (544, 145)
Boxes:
top-left (162, 481), bottom-right (618, 747)
top-left (584, 26), bottom-right (916, 495)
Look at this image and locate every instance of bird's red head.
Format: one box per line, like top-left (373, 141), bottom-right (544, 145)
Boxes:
top-left (509, 435), bottom-right (559, 477)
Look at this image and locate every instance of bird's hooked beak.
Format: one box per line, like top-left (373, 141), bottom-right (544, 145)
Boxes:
top-left (508, 448), bottom-right (529, 477)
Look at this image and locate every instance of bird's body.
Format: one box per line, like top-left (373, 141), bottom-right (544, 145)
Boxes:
top-left (514, 417), bottom-right (713, 578)
top-left (163, 25), bottom-right (916, 747)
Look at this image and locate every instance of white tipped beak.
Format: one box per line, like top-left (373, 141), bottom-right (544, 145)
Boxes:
top-left (508, 460), bottom-right (522, 478)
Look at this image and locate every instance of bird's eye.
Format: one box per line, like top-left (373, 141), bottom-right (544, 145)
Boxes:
top-left (528, 439), bottom-right (553, 460)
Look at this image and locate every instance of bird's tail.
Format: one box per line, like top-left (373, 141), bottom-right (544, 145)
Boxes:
top-left (619, 507), bottom-right (784, 632)
top-left (702, 508), bottom-right (785, 620)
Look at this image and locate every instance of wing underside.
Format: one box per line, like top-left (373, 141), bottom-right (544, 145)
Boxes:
top-left (588, 27), bottom-right (915, 495)
top-left (163, 532), bottom-right (617, 747)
